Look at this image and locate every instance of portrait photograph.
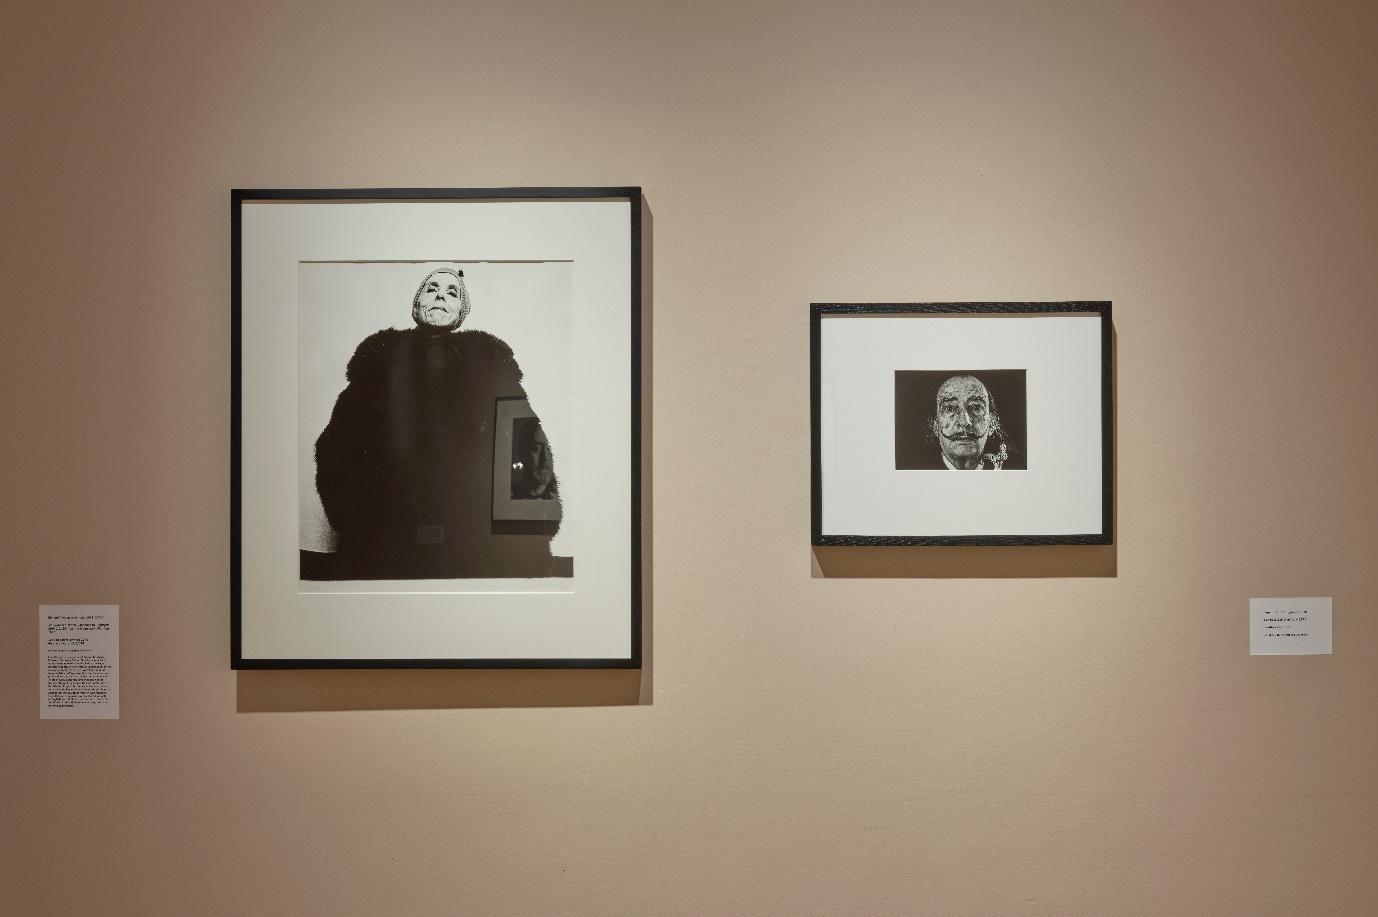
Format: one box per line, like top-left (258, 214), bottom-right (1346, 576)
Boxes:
top-left (811, 303), bottom-right (1112, 546)
top-left (894, 369), bottom-right (1028, 471)
top-left (233, 188), bottom-right (642, 668)
top-left (297, 260), bottom-right (573, 582)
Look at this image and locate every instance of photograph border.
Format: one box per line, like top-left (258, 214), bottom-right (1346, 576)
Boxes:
top-left (232, 187), bottom-right (642, 669)
top-left (810, 302), bottom-right (1113, 546)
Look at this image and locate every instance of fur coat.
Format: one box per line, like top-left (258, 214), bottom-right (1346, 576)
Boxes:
top-left (312, 326), bottom-right (564, 580)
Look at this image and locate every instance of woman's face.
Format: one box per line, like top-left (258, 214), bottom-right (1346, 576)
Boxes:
top-left (412, 271), bottom-right (465, 329)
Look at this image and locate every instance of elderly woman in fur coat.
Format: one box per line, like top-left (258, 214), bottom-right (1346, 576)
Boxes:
top-left (310, 268), bottom-right (565, 580)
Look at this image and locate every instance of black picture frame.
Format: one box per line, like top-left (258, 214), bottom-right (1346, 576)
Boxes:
top-left (232, 187), bottom-right (642, 668)
top-left (810, 302), bottom-right (1113, 546)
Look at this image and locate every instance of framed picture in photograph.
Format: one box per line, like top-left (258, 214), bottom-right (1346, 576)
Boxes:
top-left (811, 302), bottom-right (1112, 546)
top-left (491, 396), bottom-right (562, 532)
top-left (233, 187), bottom-right (642, 668)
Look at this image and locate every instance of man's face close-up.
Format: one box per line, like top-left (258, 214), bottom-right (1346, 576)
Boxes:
top-left (412, 271), bottom-right (465, 329)
top-left (935, 375), bottom-right (993, 465)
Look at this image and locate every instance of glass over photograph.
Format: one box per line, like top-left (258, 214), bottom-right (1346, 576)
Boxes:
top-left (811, 302), bottom-right (1112, 545)
top-left (233, 187), bottom-right (640, 669)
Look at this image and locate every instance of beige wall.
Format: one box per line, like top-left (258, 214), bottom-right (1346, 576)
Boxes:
top-left (4, 1), bottom-right (1377, 914)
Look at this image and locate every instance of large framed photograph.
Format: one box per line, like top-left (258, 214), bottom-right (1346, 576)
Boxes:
top-left (811, 303), bottom-right (1112, 545)
top-left (233, 188), bottom-right (641, 667)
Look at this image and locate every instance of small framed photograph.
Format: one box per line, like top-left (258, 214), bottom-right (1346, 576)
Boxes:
top-left (233, 188), bottom-right (642, 667)
top-left (811, 303), bottom-right (1112, 545)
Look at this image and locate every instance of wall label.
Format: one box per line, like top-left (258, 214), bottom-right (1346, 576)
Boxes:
top-left (1249, 596), bottom-right (1331, 656)
top-left (40, 605), bottom-right (119, 719)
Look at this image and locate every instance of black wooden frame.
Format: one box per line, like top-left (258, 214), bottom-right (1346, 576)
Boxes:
top-left (810, 302), bottom-right (1113, 546)
top-left (232, 187), bottom-right (643, 668)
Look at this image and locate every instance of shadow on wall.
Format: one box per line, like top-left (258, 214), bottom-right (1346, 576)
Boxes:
top-left (812, 542), bottom-right (1116, 579)
top-left (236, 668), bottom-right (644, 712)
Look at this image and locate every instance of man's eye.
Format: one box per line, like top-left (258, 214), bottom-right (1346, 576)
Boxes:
top-left (426, 284), bottom-right (438, 292)
top-left (447, 287), bottom-right (459, 296)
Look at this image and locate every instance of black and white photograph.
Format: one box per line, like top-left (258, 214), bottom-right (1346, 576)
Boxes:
top-left (491, 396), bottom-right (563, 533)
top-left (894, 369), bottom-right (1028, 471)
top-left (233, 188), bottom-right (642, 668)
top-left (811, 303), bottom-right (1112, 545)
top-left (298, 261), bottom-right (572, 582)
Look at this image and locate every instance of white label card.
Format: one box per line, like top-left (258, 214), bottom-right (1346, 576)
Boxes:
top-left (1250, 597), bottom-right (1332, 656)
top-left (40, 605), bottom-right (119, 719)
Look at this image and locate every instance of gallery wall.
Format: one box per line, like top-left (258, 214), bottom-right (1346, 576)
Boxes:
top-left (4, 1), bottom-right (1376, 914)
